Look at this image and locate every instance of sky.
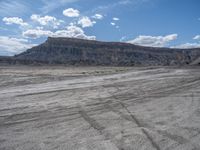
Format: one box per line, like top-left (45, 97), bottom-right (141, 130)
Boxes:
top-left (0, 0), bottom-right (200, 56)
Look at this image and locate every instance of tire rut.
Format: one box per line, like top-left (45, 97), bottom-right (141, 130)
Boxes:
top-left (97, 86), bottom-right (161, 150)
top-left (78, 105), bottom-right (124, 150)
top-left (103, 84), bottom-right (200, 150)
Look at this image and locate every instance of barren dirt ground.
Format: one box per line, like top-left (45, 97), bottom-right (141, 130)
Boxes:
top-left (0, 66), bottom-right (200, 150)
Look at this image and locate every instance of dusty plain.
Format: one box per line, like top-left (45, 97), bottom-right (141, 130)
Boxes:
top-left (0, 66), bottom-right (200, 150)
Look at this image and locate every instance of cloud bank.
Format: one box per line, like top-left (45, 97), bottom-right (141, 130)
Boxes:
top-left (31, 14), bottom-right (63, 28)
top-left (2, 17), bottom-right (28, 26)
top-left (128, 34), bottom-right (178, 47)
top-left (23, 25), bottom-right (96, 40)
top-left (0, 36), bottom-right (35, 55)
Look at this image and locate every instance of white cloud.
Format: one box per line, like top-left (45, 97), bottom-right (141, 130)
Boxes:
top-left (111, 22), bottom-right (116, 26)
top-left (111, 19), bottom-right (120, 28)
top-left (23, 29), bottom-right (53, 39)
top-left (172, 35), bottom-right (200, 48)
top-left (92, 14), bottom-right (103, 20)
top-left (63, 8), bottom-right (80, 17)
top-left (31, 14), bottom-right (62, 29)
top-left (0, 36), bottom-right (35, 55)
top-left (2, 17), bottom-right (28, 26)
top-left (193, 35), bottom-right (200, 40)
top-left (172, 43), bottom-right (200, 49)
top-left (78, 16), bottom-right (96, 28)
top-left (113, 17), bottom-right (119, 21)
top-left (127, 34), bottom-right (178, 47)
top-left (53, 25), bottom-right (96, 40)
top-left (23, 25), bottom-right (96, 40)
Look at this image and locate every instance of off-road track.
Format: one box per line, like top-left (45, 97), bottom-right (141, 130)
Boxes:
top-left (0, 66), bottom-right (200, 150)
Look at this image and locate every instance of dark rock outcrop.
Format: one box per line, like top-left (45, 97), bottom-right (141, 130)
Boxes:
top-left (2, 37), bottom-right (200, 66)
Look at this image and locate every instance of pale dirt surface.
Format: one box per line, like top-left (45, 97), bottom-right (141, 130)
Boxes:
top-left (0, 66), bottom-right (200, 150)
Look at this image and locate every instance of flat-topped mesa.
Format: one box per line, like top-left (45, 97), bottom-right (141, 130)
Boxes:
top-left (45, 37), bottom-right (136, 48)
top-left (45, 37), bottom-right (88, 44)
top-left (11, 37), bottom-right (200, 66)
top-left (44, 37), bottom-right (199, 52)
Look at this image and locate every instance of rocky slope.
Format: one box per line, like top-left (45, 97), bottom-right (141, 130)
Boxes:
top-left (2, 37), bottom-right (200, 66)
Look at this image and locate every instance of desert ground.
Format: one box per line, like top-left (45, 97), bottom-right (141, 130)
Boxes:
top-left (0, 66), bottom-right (200, 150)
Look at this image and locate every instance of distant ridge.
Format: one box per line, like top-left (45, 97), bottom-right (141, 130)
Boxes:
top-left (1, 37), bottom-right (200, 66)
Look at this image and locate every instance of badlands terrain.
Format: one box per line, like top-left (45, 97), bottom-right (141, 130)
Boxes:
top-left (0, 66), bottom-right (200, 150)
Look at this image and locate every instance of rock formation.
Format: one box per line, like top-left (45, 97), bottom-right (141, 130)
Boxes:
top-left (1, 37), bottom-right (200, 66)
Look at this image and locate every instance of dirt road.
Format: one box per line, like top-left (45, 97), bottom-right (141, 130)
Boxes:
top-left (0, 66), bottom-right (200, 150)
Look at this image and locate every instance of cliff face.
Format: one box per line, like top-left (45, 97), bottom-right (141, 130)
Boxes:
top-left (12, 37), bottom-right (200, 66)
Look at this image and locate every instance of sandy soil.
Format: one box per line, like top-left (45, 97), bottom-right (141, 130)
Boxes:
top-left (0, 66), bottom-right (200, 150)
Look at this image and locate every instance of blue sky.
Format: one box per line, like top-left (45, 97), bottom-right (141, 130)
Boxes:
top-left (0, 0), bottom-right (200, 56)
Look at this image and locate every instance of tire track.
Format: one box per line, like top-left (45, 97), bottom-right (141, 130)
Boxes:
top-left (96, 85), bottom-right (161, 150)
top-left (102, 82), bottom-right (200, 150)
top-left (78, 105), bottom-right (123, 150)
